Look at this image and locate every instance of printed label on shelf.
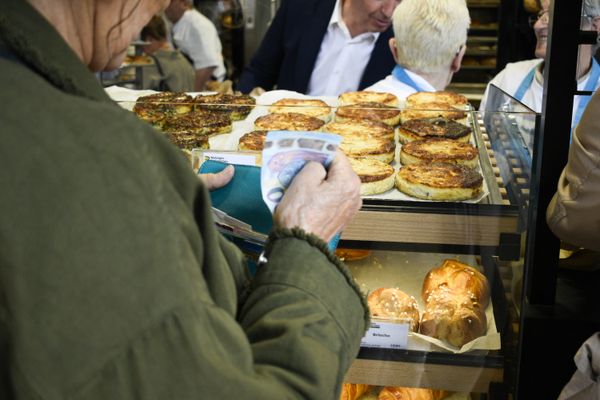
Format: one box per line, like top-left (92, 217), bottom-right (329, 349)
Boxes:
top-left (201, 151), bottom-right (258, 167)
top-left (360, 320), bottom-right (409, 349)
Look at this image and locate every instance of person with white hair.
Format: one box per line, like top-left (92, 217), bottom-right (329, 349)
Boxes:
top-left (480, 0), bottom-right (600, 136)
top-left (164, 0), bottom-right (226, 91)
top-left (365, 0), bottom-right (470, 99)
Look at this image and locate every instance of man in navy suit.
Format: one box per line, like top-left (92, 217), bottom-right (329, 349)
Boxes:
top-left (237, 0), bottom-right (400, 96)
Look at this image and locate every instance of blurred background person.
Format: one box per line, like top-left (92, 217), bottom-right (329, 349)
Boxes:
top-left (366, 0), bottom-right (470, 100)
top-left (0, 0), bottom-right (367, 398)
top-left (140, 14), bottom-right (196, 91)
top-left (237, 0), bottom-right (400, 96)
top-left (547, 86), bottom-right (600, 400)
top-left (164, 0), bottom-right (227, 91)
top-left (480, 0), bottom-right (600, 136)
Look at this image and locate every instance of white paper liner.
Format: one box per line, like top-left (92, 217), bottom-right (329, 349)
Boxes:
top-left (347, 250), bottom-right (500, 354)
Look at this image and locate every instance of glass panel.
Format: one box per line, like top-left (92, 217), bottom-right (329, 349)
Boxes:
top-left (107, 87), bottom-right (536, 398)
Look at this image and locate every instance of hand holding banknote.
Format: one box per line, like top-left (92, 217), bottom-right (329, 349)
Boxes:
top-left (273, 151), bottom-right (362, 242)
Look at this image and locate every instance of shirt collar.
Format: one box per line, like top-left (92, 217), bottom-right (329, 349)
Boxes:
top-left (329, 0), bottom-right (379, 42)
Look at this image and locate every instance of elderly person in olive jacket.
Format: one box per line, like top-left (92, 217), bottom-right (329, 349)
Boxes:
top-left (0, 0), bottom-right (367, 398)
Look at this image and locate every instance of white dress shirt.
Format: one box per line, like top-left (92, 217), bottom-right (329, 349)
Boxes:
top-left (306, 0), bottom-right (379, 96)
top-left (171, 9), bottom-right (226, 81)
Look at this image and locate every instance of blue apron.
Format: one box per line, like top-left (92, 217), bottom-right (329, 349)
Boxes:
top-left (515, 59), bottom-right (600, 137)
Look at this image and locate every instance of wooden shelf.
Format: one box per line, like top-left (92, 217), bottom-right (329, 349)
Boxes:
top-left (345, 359), bottom-right (503, 393)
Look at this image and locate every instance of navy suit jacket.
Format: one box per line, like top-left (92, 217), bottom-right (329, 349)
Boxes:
top-left (237, 0), bottom-right (395, 94)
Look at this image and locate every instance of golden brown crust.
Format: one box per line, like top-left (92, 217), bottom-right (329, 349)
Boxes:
top-left (419, 287), bottom-right (488, 347)
top-left (338, 90), bottom-right (399, 107)
top-left (238, 130), bottom-right (267, 151)
top-left (322, 119), bottom-right (394, 140)
top-left (340, 134), bottom-right (396, 163)
top-left (378, 387), bottom-right (446, 400)
top-left (398, 118), bottom-right (472, 143)
top-left (268, 98), bottom-right (331, 120)
top-left (193, 93), bottom-right (255, 120)
top-left (367, 288), bottom-right (420, 332)
top-left (421, 259), bottom-right (490, 307)
top-left (401, 103), bottom-right (467, 122)
top-left (405, 91), bottom-right (469, 108)
top-left (340, 383), bottom-right (372, 400)
top-left (349, 157), bottom-right (395, 183)
top-left (335, 102), bottom-right (402, 126)
top-left (135, 91), bottom-right (194, 115)
top-left (164, 132), bottom-right (209, 150)
top-left (254, 112), bottom-right (325, 131)
top-left (400, 138), bottom-right (479, 167)
top-left (162, 111), bottom-right (232, 136)
top-left (398, 163), bottom-right (483, 189)
top-left (419, 259), bottom-right (490, 347)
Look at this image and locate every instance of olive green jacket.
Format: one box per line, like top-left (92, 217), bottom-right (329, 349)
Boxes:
top-left (0, 1), bottom-right (368, 399)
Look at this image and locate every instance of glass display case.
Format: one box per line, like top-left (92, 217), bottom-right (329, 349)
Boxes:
top-left (108, 86), bottom-right (539, 399)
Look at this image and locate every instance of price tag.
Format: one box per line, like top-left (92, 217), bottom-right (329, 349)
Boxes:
top-left (360, 320), bottom-right (409, 349)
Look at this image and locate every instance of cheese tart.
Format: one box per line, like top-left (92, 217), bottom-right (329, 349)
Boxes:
top-left (395, 162), bottom-right (484, 201)
top-left (348, 157), bottom-right (395, 196)
top-left (193, 93), bottom-right (255, 121)
top-left (398, 117), bottom-right (472, 144)
top-left (400, 138), bottom-right (479, 168)
top-left (322, 119), bottom-right (394, 141)
top-left (268, 98), bottom-right (331, 122)
top-left (335, 102), bottom-right (401, 126)
top-left (254, 112), bottom-right (325, 131)
top-left (338, 90), bottom-right (400, 107)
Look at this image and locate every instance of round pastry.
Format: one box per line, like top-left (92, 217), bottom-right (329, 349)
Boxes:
top-left (367, 287), bottom-right (420, 331)
top-left (254, 112), bottom-right (325, 131)
top-left (238, 130), bottom-right (267, 151)
top-left (395, 163), bottom-right (483, 201)
top-left (322, 119), bottom-right (395, 141)
top-left (268, 98), bottom-right (332, 121)
top-left (132, 101), bottom-right (167, 127)
top-left (193, 93), bottom-right (255, 121)
top-left (339, 133), bottom-right (395, 164)
top-left (348, 157), bottom-right (395, 196)
top-left (135, 91), bottom-right (194, 115)
top-left (405, 91), bottom-right (469, 109)
top-left (164, 131), bottom-right (209, 151)
top-left (338, 90), bottom-right (400, 107)
top-left (162, 110), bottom-right (232, 136)
top-left (401, 102), bottom-right (467, 124)
top-left (398, 118), bottom-right (472, 144)
top-left (335, 102), bottom-right (402, 126)
top-left (400, 138), bottom-right (479, 168)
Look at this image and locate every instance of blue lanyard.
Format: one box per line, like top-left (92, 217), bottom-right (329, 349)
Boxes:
top-left (391, 65), bottom-right (427, 92)
top-left (514, 66), bottom-right (537, 102)
top-left (572, 58), bottom-right (600, 134)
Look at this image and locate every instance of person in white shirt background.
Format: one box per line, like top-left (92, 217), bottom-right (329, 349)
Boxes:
top-left (164, 0), bottom-right (226, 91)
top-left (479, 0), bottom-right (600, 135)
top-left (366, 0), bottom-right (470, 102)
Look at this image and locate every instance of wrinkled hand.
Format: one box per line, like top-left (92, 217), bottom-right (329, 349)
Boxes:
top-left (273, 152), bottom-right (362, 242)
top-left (199, 165), bottom-right (235, 191)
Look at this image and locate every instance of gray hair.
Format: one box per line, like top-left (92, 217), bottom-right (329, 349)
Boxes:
top-left (393, 0), bottom-right (471, 74)
top-left (583, 0), bottom-right (600, 17)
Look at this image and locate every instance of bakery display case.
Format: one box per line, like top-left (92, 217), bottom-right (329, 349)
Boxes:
top-left (105, 85), bottom-right (538, 399)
